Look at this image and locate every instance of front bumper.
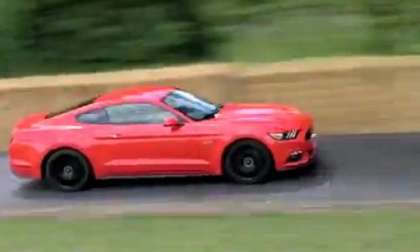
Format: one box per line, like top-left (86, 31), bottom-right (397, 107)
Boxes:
top-left (268, 133), bottom-right (317, 171)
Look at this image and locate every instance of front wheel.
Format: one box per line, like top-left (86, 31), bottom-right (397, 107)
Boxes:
top-left (223, 140), bottom-right (274, 184)
top-left (44, 150), bottom-right (93, 192)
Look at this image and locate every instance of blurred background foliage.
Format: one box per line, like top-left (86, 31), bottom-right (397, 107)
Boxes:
top-left (1, 0), bottom-right (420, 77)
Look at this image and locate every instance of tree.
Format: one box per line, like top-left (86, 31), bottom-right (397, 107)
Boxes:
top-left (18, 0), bottom-right (213, 70)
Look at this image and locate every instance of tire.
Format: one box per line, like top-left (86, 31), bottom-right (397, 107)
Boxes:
top-left (223, 140), bottom-right (274, 184)
top-left (44, 149), bottom-right (93, 192)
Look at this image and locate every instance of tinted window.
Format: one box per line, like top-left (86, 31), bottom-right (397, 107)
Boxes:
top-left (106, 103), bottom-right (174, 124)
top-left (77, 109), bottom-right (108, 124)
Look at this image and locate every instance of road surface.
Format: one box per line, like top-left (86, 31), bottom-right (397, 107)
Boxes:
top-left (1, 133), bottom-right (420, 216)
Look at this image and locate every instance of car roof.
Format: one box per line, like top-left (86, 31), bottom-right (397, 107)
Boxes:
top-left (95, 85), bottom-right (176, 102)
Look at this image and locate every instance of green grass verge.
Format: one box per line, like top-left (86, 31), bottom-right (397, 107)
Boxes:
top-left (217, 13), bottom-right (372, 62)
top-left (1, 210), bottom-right (420, 252)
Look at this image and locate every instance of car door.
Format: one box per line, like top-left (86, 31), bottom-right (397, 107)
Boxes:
top-left (89, 102), bottom-right (221, 177)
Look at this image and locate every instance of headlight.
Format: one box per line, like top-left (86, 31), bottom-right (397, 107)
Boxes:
top-left (269, 130), bottom-right (299, 141)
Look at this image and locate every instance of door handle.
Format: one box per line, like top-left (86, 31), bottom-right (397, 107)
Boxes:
top-left (110, 133), bottom-right (121, 139)
top-left (95, 133), bottom-right (122, 140)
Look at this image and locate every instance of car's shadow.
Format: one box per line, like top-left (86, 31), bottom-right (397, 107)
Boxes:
top-left (13, 155), bottom-right (334, 201)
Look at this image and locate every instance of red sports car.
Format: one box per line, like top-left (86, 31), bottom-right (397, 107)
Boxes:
top-left (9, 86), bottom-right (317, 191)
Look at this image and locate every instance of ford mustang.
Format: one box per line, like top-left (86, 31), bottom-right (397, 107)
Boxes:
top-left (9, 86), bottom-right (317, 191)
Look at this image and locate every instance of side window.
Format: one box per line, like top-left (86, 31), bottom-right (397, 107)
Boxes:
top-left (77, 109), bottom-right (108, 124)
top-left (105, 103), bottom-right (175, 124)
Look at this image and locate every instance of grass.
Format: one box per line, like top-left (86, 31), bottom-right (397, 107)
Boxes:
top-left (218, 13), bottom-right (373, 62)
top-left (1, 210), bottom-right (420, 252)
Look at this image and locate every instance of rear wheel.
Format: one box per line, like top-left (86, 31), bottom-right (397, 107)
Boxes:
top-left (223, 140), bottom-right (274, 184)
top-left (44, 150), bottom-right (92, 192)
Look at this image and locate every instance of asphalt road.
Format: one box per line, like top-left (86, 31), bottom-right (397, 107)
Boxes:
top-left (2, 133), bottom-right (420, 215)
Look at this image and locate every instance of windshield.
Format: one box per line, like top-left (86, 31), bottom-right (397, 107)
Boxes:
top-left (163, 90), bottom-right (219, 121)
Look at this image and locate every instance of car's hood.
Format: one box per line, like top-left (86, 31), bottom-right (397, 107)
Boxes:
top-left (214, 102), bottom-right (312, 130)
top-left (216, 103), bottom-right (302, 119)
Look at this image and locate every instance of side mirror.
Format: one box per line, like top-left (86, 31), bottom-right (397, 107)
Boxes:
top-left (163, 118), bottom-right (183, 128)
